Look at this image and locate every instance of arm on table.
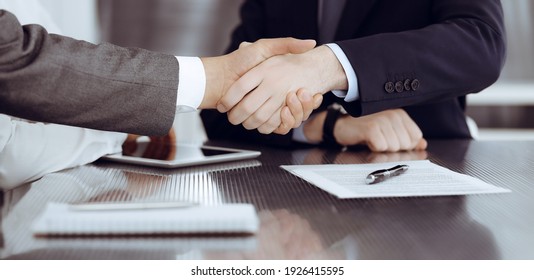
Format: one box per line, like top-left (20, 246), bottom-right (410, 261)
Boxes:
top-left (303, 109), bottom-right (427, 152)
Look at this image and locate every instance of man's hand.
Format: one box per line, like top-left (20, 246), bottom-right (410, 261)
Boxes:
top-left (199, 38), bottom-right (316, 109)
top-left (304, 109), bottom-right (427, 152)
top-left (257, 89), bottom-right (323, 135)
top-left (218, 45), bottom-right (347, 131)
top-left (122, 128), bottom-right (177, 160)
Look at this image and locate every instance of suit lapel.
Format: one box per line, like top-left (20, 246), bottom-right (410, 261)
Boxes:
top-left (335, 0), bottom-right (377, 40)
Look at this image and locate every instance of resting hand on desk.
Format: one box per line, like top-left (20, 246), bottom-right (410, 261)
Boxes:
top-left (201, 38), bottom-right (323, 135)
top-left (305, 109), bottom-right (427, 152)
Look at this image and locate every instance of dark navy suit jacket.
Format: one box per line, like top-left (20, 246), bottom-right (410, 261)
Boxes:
top-left (202, 0), bottom-right (506, 147)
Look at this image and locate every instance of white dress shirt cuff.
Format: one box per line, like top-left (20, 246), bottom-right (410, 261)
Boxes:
top-left (291, 116), bottom-right (321, 144)
top-left (292, 123), bottom-right (310, 143)
top-left (325, 43), bottom-right (359, 102)
top-left (175, 56), bottom-right (206, 113)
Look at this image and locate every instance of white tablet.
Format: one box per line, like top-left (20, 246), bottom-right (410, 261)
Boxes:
top-left (101, 143), bottom-right (261, 168)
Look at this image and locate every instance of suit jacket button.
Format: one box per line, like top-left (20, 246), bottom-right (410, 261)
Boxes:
top-left (395, 81), bottom-right (404, 93)
top-left (384, 82), bottom-right (395, 93)
top-left (411, 79), bottom-right (420, 91)
top-left (404, 79), bottom-right (412, 91)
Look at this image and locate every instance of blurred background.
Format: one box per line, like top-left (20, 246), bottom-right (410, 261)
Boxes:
top-left (13, 0), bottom-right (534, 141)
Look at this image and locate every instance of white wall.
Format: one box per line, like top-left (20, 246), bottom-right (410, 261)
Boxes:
top-left (39, 0), bottom-right (99, 43)
top-left (500, 0), bottom-right (534, 81)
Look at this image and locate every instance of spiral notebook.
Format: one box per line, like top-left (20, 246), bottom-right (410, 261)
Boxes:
top-left (32, 202), bottom-right (259, 236)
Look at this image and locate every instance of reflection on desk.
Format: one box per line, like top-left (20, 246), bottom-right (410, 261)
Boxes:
top-left (1, 140), bottom-right (534, 259)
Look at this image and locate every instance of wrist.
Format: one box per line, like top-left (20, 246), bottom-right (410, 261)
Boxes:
top-left (333, 115), bottom-right (349, 146)
top-left (199, 56), bottom-right (225, 109)
top-left (334, 115), bottom-right (365, 147)
top-left (306, 46), bottom-right (348, 93)
top-left (322, 107), bottom-right (343, 147)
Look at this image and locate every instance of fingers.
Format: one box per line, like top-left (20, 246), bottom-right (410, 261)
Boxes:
top-left (230, 38), bottom-right (315, 81)
top-left (415, 138), bottom-right (428, 150)
top-left (312, 94), bottom-right (323, 109)
top-left (125, 134), bottom-right (140, 142)
top-left (268, 90), bottom-right (313, 135)
top-left (273, 107), bottom-right (294, 135)
top-left (253, 38), bottom-right (316, 60)
top-left (362, 110), bottom-right (426, 152)
top-left (144, 136), bottom-right (163, 159)
top-left (218, 38), bottom-right (315, 113)
top-left (229, 84), bottom-right (287, 127)
top-left (226, 56), bottom-right (291, 126)
top-left (164, 128), bottom-right (177, 160)
top-left (256, 106), bottom-right (296, 135)
top-left (378, 120), bottom-right (401, 152)
top-left (136, 129), bottom-right (176, 160)
top-left (223, 72), bottom-right (320, 131)
top-left (242, 90), bottom-right (315, 135)
top-left (217, 66), bottom-right (265, 113)
top-left (238, 88), bottom-right (288, 131)
top-left (362, 114), bottom-right (398, 152)
top-left (398, 109), bottom-right (425, 150)
top-left (122, 134), bottom-right (140, 155)
top-left (389, 112), bottom-right (412, 150)
top-left (295, 90), bottom-right (316, 123)
top-left (256, 107), bottom-right (286, 134)
top-left (287, 91), bottom-right (304, 128)
top-left (166, 127), bottom-right (176, 144)
top-left (365, 125), bottom-right (389, 152)
top-left (389, 109), bottom-right (425, 151)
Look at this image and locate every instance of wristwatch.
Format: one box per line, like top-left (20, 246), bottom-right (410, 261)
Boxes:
top-left (322, 107), bottom-right (343, 147)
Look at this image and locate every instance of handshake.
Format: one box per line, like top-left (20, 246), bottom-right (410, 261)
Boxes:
top-left (200, 38), bottom-right (348, 135)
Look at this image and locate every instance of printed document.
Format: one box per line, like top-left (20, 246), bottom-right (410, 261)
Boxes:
top-left (281, 160), bottom-right (510, 199)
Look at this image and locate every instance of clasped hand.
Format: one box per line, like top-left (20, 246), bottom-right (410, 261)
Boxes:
top-left (201, 38), bottom-right (347, 135)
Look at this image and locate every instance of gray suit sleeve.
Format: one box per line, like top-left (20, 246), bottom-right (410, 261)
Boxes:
top-left (0, 10), bottom-right (179, 136)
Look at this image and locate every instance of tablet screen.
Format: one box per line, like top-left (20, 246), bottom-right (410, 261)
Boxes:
top-left (102, 141), bottom-right (260, 168)
top-left (122, 141), bottom-right (239, 160)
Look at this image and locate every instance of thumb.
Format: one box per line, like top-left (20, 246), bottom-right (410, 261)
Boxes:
top-left (229, 37), bottom-right (316, 79)
top-left (275, 107), bottom-right (294, 135)
top-left (312, 94), bottom-right (323, 109)
top-left (254, 38), bottom-right (316, 58)
top-left (238, 41), bottom-right (252, 49)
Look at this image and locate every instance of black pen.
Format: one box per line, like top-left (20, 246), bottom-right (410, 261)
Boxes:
top-left (365, 164), bottom-right (409, 184)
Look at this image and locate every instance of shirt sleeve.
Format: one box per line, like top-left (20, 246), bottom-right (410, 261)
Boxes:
top-left (0, 115), bottom-right (127, 190)
top-left (175, 56), bottom-right (206, 113)
top-left (292, 43), bottom-right (360, 144)
top-left (325, 43), bottom-right (360, 102)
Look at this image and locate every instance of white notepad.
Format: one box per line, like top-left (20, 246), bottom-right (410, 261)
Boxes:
top-left (32, 202), bottom-right (259, 236)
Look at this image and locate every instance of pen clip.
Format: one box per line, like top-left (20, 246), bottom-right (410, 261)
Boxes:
top-left (388, 164), bottom-right (409, 174)
top-left (365, 164), bottom-right (409, 184)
